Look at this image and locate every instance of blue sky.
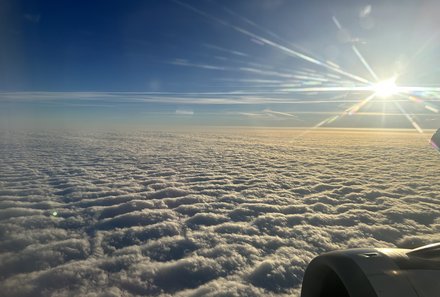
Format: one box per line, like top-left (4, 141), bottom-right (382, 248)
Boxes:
top-left (2, 0), bottom-right (440, 129)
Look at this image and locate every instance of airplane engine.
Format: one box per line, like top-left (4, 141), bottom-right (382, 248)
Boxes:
top-left (301, 243), bottom-right (440, 297)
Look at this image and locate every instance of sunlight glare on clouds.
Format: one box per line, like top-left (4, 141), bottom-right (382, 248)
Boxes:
top-left (373, 78), bottom-right (399, 99)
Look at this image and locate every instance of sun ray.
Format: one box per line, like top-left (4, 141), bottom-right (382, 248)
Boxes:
top-left (406, 95), bottom-right (440, 113)
top-left (351, 45), bottom-right (380, 82)
top-left (222, 4), bottom-right (355, 77)
top-left (344, 93), bottom-right (377, 115)
top-left (398, 32), bottom-right (440, 79)
top-left (300, 93), bottom-right (377, 136)
top-left (171, 1), bottom-right (440, 136)
top-left (398, 86), bottom-right (440, 93)
top-left (173, 0), bottom-right (372, 85)
top-left (332, 16), bottom-right (379, 82)
top-left (394, 101), bottom-right (424, 133)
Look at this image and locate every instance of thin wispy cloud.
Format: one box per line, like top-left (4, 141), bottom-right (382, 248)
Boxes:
top-left (175, 109), bottom-right (194, 115)
top-left (203, 43), bottom-right (248, 57)
top-left (263, 109), bottom-right (296, 118)
top-left (0, 91), bottom-right (384, 105)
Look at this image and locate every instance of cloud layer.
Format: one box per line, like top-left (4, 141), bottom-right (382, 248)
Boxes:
top-left (0, 129), bottom-right (439, 296)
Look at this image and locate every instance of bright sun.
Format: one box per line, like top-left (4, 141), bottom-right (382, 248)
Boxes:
top-left (373, 78), bottom-right (398, 98)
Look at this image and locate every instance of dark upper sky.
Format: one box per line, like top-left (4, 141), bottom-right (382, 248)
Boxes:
top-left (2, 0), bottom-right (439, 92)
top-left (2, 0), bottom-right (440, 130)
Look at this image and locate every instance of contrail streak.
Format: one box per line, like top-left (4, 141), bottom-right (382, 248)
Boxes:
top-left (173, 0), bottom-right (371, 84)
top-left (280, 86), bottom-right (373, 93)
top-left (170, 59), bottom-right (308, 79)
top-left (203, 43), bottom-right (248, 57)
top-left (223, 4), bottom-right (339, 70)
top-left (263, 109), bottom-right (296, 117)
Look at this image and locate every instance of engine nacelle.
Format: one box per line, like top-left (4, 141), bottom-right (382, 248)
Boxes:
top-left (301, 243), bottom-right (440, 297)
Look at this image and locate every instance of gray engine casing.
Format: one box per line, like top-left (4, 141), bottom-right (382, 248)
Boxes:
top-left (301, 243), bottom-right (440, 297)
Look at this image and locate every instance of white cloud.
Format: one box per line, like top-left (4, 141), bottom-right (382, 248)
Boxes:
top-left (176, 109), bottom-right (195, 116)
top-left (0, 91), bottom-right (378, 105)
top-left (0, 129), bottom-right (439, 296)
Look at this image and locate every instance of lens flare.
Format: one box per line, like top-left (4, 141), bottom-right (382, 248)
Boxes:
top-left (174, 1), bottom-right (440, 136)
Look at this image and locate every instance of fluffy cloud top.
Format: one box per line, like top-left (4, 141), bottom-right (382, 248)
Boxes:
top-left (0, 129), bottom-right (439, 296)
